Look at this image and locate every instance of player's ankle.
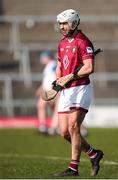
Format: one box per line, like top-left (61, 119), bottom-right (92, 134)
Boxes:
top-left (86, 145), bottom-right (97, 158)
top-left (68, 159), bottom-right (79, 172)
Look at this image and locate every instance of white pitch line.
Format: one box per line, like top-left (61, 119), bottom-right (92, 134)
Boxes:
top-left (0, 153), bottom-right (118, 166)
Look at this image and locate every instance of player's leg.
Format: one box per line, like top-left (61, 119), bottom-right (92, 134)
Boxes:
top-left (68, 110), bottom-right (104, 177)
top-left (47, 97), bottom-right (59, 135)
top-left (57, 90), bottom-right (71, 140)
top-left (37, 98), bottom-right (47, 133)
top-left (58, 112), bottom-right (70, 140)
top-left (55, 112), bottom-right (77, 177)
top-left (69, 84), bottom-right (104, 176)
top-left (55, 109), bottom-right (85, 176)
top-left (67, 109), bottom-right (86, 175)
top-left (81, 135), bottom-right (104, 176)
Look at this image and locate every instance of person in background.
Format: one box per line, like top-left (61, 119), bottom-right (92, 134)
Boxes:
top-left (36, 51), bottom-right (59, 135)
top-left (81, 123), bottom-right (89, 137)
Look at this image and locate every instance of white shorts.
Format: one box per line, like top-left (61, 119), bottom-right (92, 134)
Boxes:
top-left (58, 84), bottom-right (92, 113)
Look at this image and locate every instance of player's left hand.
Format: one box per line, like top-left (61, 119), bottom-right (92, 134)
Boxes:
top-left (56, 75), bottom-right (71, 87)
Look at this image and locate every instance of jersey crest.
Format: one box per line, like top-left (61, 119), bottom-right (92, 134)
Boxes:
top-left (63, 55), bottom-right (69, 69)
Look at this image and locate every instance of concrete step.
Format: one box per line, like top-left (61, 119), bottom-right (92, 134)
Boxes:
top-left (4, 0), bottom-right (118, 15)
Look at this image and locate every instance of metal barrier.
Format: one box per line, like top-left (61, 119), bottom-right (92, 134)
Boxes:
top-left (0, 15), bottom-right (118, 51)
top-left (0, 72), bottom-right (118, 116)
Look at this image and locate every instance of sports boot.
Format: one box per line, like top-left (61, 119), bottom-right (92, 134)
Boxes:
top-left (54, 168), bottom-right (79, 177)
top-left (91, 149), bottom-right (104, 176)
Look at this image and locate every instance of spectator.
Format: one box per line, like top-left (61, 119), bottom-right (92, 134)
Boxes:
top-left (36, 51), bottom-right (59, 135)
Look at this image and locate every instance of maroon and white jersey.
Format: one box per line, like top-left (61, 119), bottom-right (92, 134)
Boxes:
top-left (57, 30), bottom-right (94, 88)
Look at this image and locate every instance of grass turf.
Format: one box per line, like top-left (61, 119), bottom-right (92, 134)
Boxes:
top-left (0, 128), bottom-right (118, 179)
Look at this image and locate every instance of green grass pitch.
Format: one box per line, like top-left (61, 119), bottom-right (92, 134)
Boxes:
top-left (0, 128), bottom-right (118, 179)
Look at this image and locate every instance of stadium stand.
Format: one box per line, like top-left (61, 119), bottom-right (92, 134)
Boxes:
top-left (0, 0), bottom-right (118, 116)
top-left (4, 0), bottom-right (118, 15)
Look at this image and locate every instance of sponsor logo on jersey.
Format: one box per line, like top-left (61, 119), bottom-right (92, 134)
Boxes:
top-left (86, 47), bottom-right (93, 53)
top-left (66, 46), bottom-right (70, 52)
top-left (63, 55), bottom-right (69, 69)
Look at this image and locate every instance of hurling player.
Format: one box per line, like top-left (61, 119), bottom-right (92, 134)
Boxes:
top-left (55, 9), bottom-right (104, 177)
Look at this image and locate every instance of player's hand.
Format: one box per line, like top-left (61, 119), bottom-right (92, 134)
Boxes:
top-left (52, 77), bottom-right (64, 88)
top-left (52, 77), bottom-right (65, 88)
top-left (56, 74), bottom-right (73, 87)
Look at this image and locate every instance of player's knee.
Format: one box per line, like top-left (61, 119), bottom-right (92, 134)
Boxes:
top-left (37, 100), bottom-right (46, 110)
top-left (60, 129), bottom-right (70, 140)
top-left (60, 129), bottom-right (67, 137)
top-left (69, 121), bottom-right (80, 134)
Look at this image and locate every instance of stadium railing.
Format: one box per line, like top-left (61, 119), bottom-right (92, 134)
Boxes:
top-left (0, 72), bottom-right (118, 116)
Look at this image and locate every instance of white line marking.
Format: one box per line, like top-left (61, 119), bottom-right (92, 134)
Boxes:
top-left (0, 153), bottom-right (118, 166)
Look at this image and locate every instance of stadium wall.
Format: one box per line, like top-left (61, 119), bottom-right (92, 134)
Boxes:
top-left (0, 106), bottom-right (118, 128)
top-left (85, 106), bottom-right (118, 127)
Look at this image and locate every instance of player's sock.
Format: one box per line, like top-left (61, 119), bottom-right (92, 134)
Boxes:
top-left (68, 159), bottom-right (79, 172)
top-left (86, 145), bottom-right (97, 159)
